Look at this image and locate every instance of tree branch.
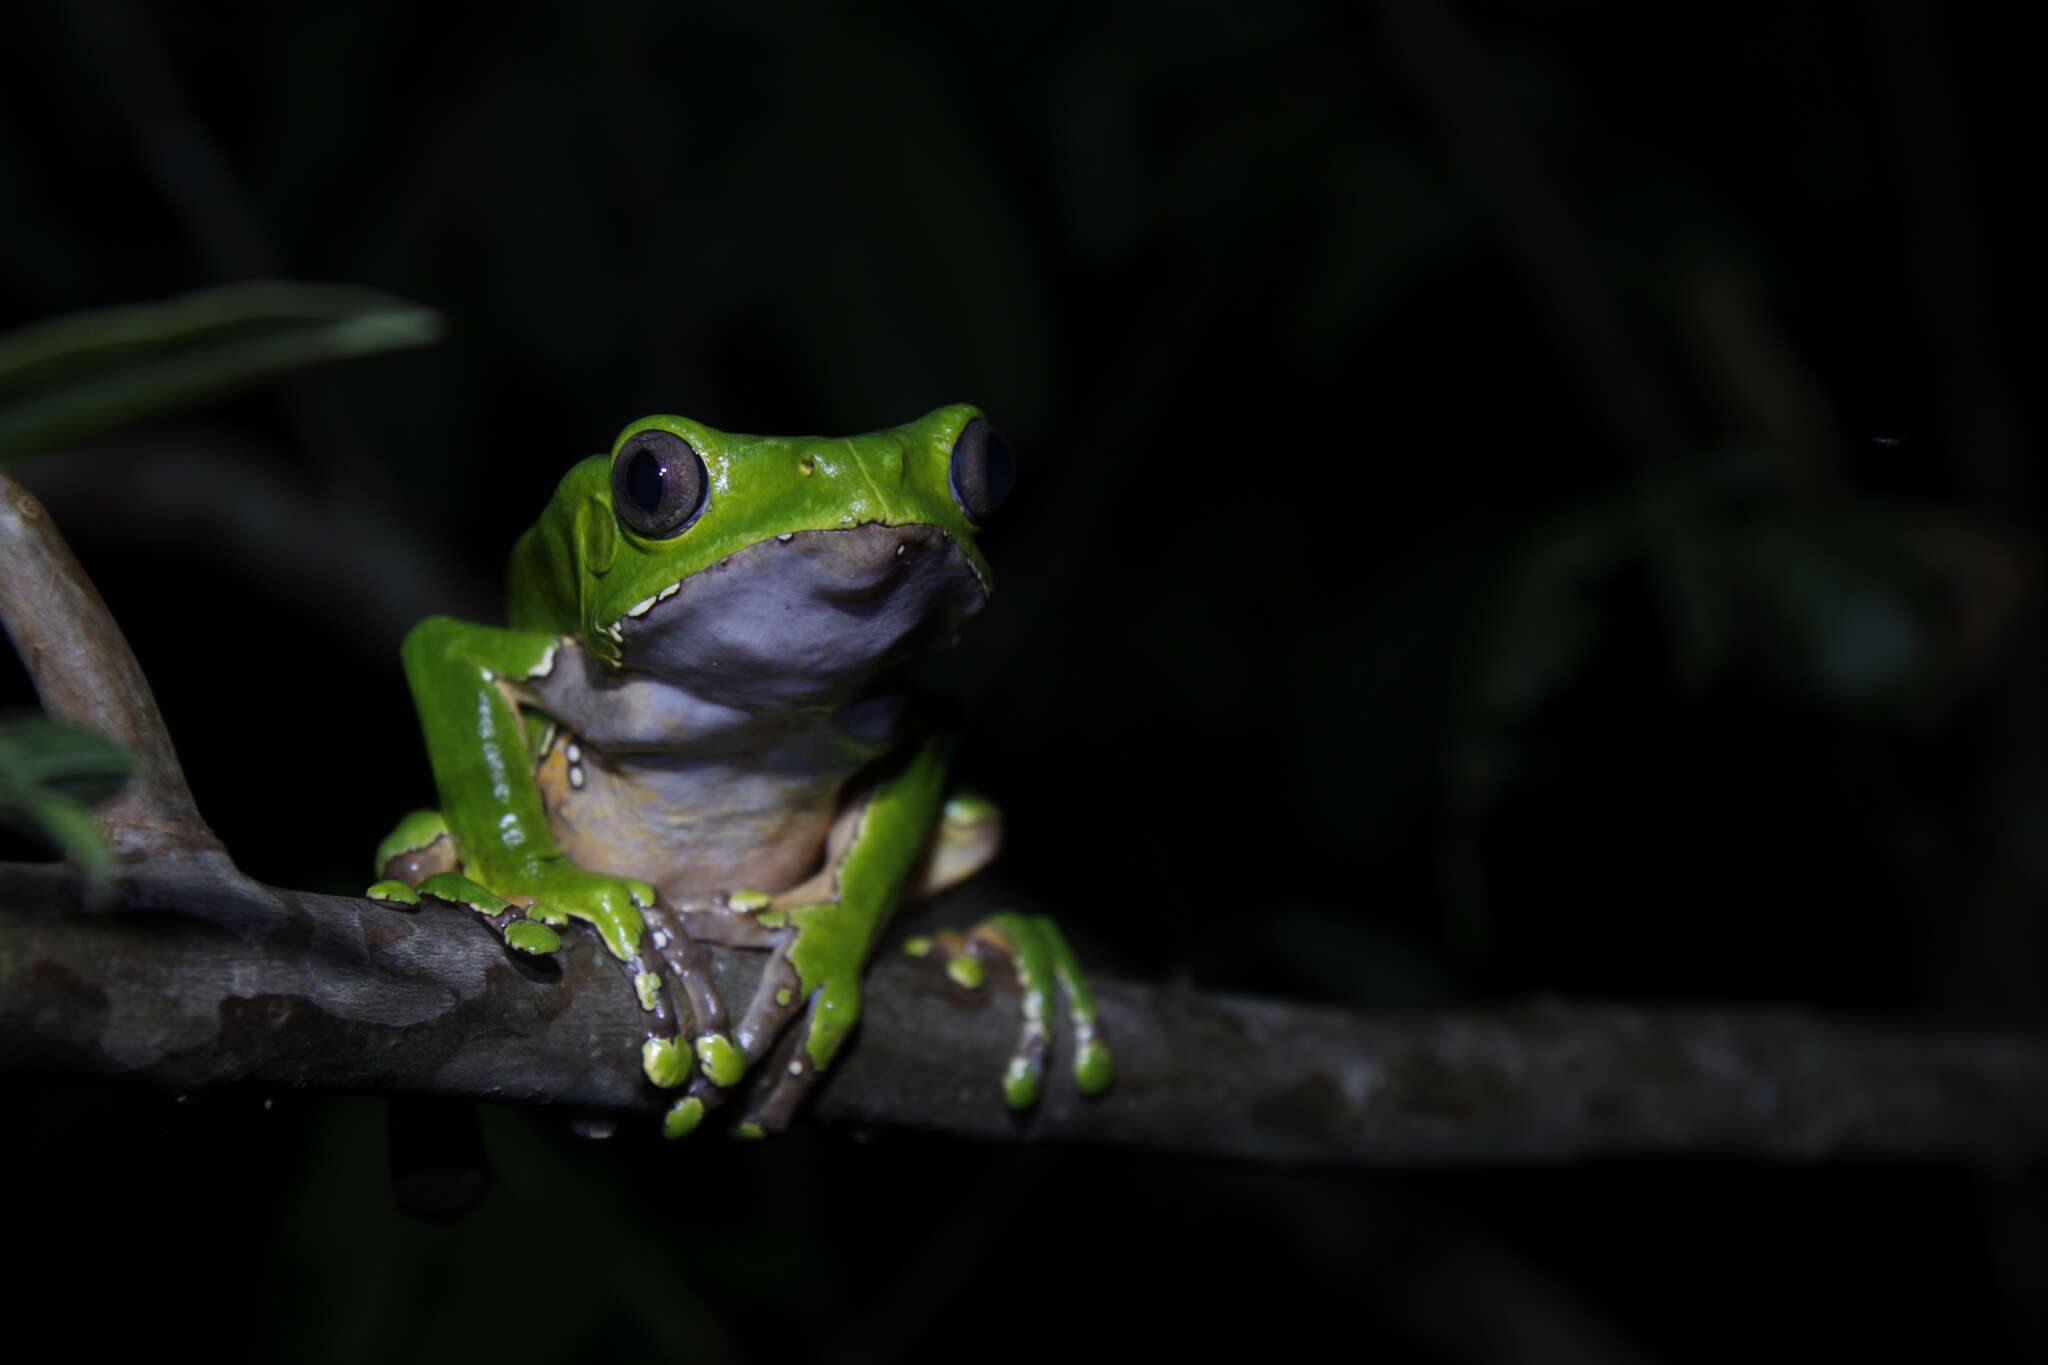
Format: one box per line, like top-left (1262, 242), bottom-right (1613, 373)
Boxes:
top-left (4, 859), bottom-right (2043, 1164)
top-left (5, 464), bottom-right (2045, 1164)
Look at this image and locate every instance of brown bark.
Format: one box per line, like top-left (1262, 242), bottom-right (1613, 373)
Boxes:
top-left (4, 859), bottom-right (2043, 1164)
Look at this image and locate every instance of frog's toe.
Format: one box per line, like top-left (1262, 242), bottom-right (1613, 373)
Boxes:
top-left (915, 911), bottom-right (1111, 1108)
top-left (733, 933), bottom-right (808, 1067)
top-left (366, 878), bottom-right (420, 908)
top-left (526, 899), bottom-right (570, 928)
top-left (986, 914), bottom-right (1055, 1108)
top-left (418, 872), bottom-right (561, 954)
top-left (504, 919), bottom-right (562, 955)
top-left (903, 929), bottom-right (988, 989)
top-left (1044, 919), bottom-right (1114, 1096)
top-left (596, 944), bottom-right (693, 1086)
top-left (643, 901), bottom-right (737, 1072)
top-left (695, 1032), bottom-right (747, 1088)
top-left (663, 1095), bottom-right (709, 1140)
top-left (641, 1036), bottom-right (691, 1089)
top-left (715, 925), bottom-right (849, 1135)
top-left (731, 1004), bottom-right (834, 1136)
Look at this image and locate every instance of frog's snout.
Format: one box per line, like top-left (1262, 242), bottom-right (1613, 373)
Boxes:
top-left (808, 523), bottom-right (946, 603)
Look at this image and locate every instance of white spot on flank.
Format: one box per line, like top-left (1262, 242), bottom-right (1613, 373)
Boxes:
top-left (653, 929), bottom-right (670, 949)
top-left (626, 594), bottom-right (657, 617)
top-left (788, 1060), bottom-right (803, 1076)
top-left (776, 533), bottom-right (794, 543)
top-left (569, 765), bottom-right (586, 789)
top-left (657, 582), bottom-right (681, 601)
top-left (525, 642), bottom-right (559, 679)
top-left (895, 544), bottom-right (906, 557)
top-left (566, 742), bottom-right (582, 763)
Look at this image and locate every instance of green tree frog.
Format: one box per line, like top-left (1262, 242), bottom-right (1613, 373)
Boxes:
top-left (368, 407), bottom-right (1110, 1136)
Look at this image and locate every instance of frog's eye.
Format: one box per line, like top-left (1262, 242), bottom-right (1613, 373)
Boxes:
top-left (947, 418), bottom-right (1013, 525)
top-left (611, 428), bottom-right (708, 538)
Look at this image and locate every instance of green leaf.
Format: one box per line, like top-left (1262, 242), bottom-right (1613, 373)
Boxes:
top-left (0, 281), bottom-right (444, 463)
top-left (0, 712), bottom-right (133, 878)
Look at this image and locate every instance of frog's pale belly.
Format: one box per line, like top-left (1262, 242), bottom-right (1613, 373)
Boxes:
top-left (533, 727), bottom-right (863, 903)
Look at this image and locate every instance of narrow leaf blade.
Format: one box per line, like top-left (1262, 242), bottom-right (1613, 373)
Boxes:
top-left (0, 281), bottom-right (444, 463)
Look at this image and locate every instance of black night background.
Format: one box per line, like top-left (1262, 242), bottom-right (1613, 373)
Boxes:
top-left (2, 3), bottom-right (2042, 1361)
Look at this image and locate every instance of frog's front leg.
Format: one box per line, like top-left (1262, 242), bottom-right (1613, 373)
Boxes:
top-left (368, 807), bottom-right (708, 1095)
top-left (379, 616), bottom-right (737, 1098)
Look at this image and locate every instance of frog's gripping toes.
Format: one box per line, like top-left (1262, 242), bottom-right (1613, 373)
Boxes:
top-left (368, 406), bottom-right (1112, 1136)
top-left (370, 812), bottom-right (738, 1105)
top-left (906, 912), bottom-right (1112, 1108)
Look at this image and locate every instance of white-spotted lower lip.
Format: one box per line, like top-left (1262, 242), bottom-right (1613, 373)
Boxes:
top-left (609, 578), bottom-right (686, 631)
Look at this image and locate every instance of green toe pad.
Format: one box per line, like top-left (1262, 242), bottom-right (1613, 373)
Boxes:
top-left (1076, 1038), bottom-right (1114, 1095)
top-left (695, 1034), bottom-right (746, 1088)
top-left (663, 1097), bottom-right (706, 1140)
top-left (643, 1037), bottom-right (689, 1089)
top-left (504, 920), bottom-right (562, 955)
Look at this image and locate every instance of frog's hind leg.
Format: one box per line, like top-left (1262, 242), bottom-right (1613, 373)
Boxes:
top-left (910, 791), bottom-right (1001, 899)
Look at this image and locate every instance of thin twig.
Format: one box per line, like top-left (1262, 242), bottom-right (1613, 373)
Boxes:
top-left (0, 471), bottom-right (223, 858)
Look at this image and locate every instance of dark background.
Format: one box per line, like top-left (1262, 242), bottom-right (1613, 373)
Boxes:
top-left (3, 2), bottom-right (2042, 1360)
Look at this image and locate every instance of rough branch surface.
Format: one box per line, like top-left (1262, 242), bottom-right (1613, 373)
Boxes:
top-left (5, 859), bottom-right (2044, 1164)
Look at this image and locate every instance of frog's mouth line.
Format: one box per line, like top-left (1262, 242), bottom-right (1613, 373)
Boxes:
top-left (601, 523), bottom-right (986, 639)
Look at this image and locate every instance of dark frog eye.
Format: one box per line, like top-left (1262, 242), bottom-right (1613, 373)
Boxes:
top-left (611, 428), bottom-right (708, 538)
top-left (947, 417), bottom-right (1013, 525)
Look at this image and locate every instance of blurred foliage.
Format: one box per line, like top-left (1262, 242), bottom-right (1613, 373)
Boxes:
top-left (0, 279), bottom-right (440, 872)
top-left (1469, 451), bottom-right (2033, 738)
top-left (0, 281), bottom-right (442, 463)
top-left (0, 712), bottom-right (130, 881)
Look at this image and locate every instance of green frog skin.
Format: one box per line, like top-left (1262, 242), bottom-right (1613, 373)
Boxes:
top-left (368, 407), bottom-right (1110, 1135)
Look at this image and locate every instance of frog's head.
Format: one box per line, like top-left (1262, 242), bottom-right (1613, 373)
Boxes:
top-left (509, 405), bottom-right (1007, 709)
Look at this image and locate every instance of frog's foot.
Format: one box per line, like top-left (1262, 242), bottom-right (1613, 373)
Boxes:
top-left (639, 899), bottom-right (745, 1135)
top-left (905, 912), bottom-right (1112, 1108)
top-left (678, 889), bottom-right (862, 1136)
top-left (414, 870), bottom-right (702, 1097)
